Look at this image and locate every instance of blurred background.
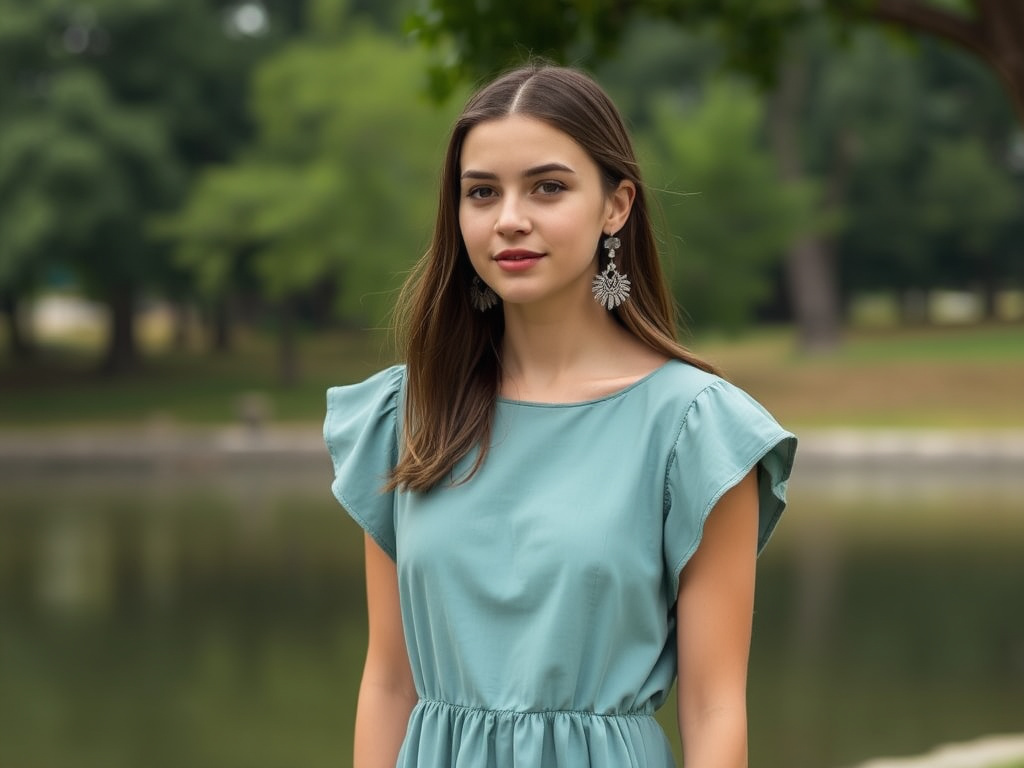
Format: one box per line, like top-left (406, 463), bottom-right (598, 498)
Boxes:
top-left (1, 0), bottom-right (1022, 767)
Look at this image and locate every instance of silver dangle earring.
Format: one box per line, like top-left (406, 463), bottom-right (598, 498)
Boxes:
top-left (592, 235), bottom-right (631, 310)
top-left (470, 275), bottom-right (498, 312)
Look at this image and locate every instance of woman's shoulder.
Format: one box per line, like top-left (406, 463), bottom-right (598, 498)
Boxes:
top-left (326, 364), bottom-right (406, 409)
top-left (324, 364), bottom-right (407, 451)
top-left (323, 364), bottom-right (406, 561)
top-left (645, 359), bottom-right (788, 439)
top-left (646, 358), bottom-right (725, 404)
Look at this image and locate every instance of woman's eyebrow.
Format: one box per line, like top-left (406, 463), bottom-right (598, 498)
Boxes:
top-left (524, 162), bottom-right (575, 177)
top-left (460, 162), bottom-right (576, 181)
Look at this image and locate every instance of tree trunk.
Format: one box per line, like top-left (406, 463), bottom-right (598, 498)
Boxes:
top-left (171, 301), bottom-right (190, 351)
top-left (768, 43), bottom-right (844, 353)
top-left (900, 288), bottom-right (929, 325)
top-left (1, 291), bottom-right (33, 361)
top-left (977, 251), bottom-right (999, 321)
top-left (100, 285), bottom-right (139, 374)
top-left (980, 284), bottom-right (998, 321)
top-left (278, 296), bottom-right (299, 388)
top-left (785, 239), bottom-right (843, 351)
top-left (209, 297), bottom-right (232, 354)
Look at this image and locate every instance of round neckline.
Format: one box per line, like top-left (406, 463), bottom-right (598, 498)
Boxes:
top-left (496, 360), bottom-right (678, 409)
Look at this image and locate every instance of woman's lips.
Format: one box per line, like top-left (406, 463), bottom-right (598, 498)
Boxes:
top-left (495, 249), bottom-right (543, 272)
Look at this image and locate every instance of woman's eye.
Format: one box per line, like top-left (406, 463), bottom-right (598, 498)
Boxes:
top-left (467, 186), bottom-right (496, 200)
top-left (537, 181), bottom-right (565, 195)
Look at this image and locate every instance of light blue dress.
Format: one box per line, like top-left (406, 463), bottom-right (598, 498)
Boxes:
top-left (324, 360), bottom-right (796, 768)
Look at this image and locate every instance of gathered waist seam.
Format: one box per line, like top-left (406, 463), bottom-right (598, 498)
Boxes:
top-left (416, 697), bottom-right (654, 720)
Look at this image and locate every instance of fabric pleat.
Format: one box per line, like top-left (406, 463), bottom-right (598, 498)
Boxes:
top-left (397, 700), bottom-right (674, 768)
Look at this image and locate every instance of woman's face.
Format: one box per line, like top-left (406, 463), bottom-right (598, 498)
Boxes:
top-left (458, 115), bottom-right (633, 313)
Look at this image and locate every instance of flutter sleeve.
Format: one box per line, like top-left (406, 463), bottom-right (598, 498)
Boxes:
top-left (323, 364), bottom-right (405, 561)
top-left (663, 379), bottom-right (797, 597)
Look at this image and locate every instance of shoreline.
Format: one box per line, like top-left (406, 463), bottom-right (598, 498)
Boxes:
top-left (0, 425), bottom-right (1022, 472)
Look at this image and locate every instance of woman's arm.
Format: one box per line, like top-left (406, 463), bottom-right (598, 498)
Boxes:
top-left (676, 469), bottom-right (759, 768)
top-left (354, 533), bottom-right (418, 768)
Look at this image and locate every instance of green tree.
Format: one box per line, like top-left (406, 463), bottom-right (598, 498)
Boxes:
top-left (804, 27), bottom-right (931, 322)
top-left (410, 1), bottom-right (1024, 122)
top-left (0, 0), bottom-right (274, 370)
top-left (788, 27), bottom-right (1020, 322)
top-left (641, 81), bottom-right (819, 332)
top-left (918, 137), bottom-right (1019, 315)
top-left (588, 20), bottom-right (818, 333)
top-left (163, 25), bottom-right (459, 383)
top-left (0, 67), bottom-right (181, 367)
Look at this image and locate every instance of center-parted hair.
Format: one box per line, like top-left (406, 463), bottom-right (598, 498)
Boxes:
top-left (388, 64), bottom-right (715, 493)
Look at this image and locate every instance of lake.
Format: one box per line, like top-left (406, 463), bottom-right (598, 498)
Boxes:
top-left (1, 457), bottom-right (1021, 768)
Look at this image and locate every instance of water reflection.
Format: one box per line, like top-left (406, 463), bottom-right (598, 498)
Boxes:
top-left (0, 463), bottom-right (1021, 768)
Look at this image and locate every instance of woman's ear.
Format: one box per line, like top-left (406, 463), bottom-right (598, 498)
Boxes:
top-left (605, 180), bottom-right (636, 233)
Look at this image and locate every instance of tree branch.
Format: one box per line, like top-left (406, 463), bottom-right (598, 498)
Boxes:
top-left (867, 0), bottom-right (1024, 135)
top-left (975, 0), bottom-right (1024, 74)
top-left (868, 0), bottom-right (987, 60)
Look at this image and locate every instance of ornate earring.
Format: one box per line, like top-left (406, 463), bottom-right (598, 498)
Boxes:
top-left (470, 275), bottom-right (499, 312)
top-left (592, 235), bottom-right (631, 310)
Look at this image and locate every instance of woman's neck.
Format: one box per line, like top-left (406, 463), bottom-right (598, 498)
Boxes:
top-left (498, 298), bottom-right (665, 402)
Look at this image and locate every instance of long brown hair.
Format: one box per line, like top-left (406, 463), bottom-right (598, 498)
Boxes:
top-left (388, 64), bottom-right (717, 493)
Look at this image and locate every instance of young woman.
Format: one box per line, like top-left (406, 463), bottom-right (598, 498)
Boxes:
top-left (325, 64), bottom-right (796, 768)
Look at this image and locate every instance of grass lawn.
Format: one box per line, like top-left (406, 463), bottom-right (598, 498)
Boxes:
top-left (1, 322), bottom-right (1022, 430)
top-left (0, 328), bottom-right (396, 429)
top-left (698, 323), bottom-right (1024, 429)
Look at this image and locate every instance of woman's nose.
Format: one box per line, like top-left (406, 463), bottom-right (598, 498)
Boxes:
top-left (494, 195), bottom-right (531, 235)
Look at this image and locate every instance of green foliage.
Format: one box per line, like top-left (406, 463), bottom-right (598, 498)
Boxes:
top-left (0, 0), bottom-right (278, 367)
top-left (164, 28), bottom-right (462, 325)
top-left (406, 0), bottom-right (824, 99)
top-left (641, 80), bottom-right (819, 331)
top-left (0, 66), bottom-right (181, 293)
top-left (918, 137), bottom-right (1019, 257)
top-left (306, 0), bottom-right (353, 39)
top-left (825, 29), bottom-right (1021, 297)
top-left (815, 28), bottom-right (932, 294)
